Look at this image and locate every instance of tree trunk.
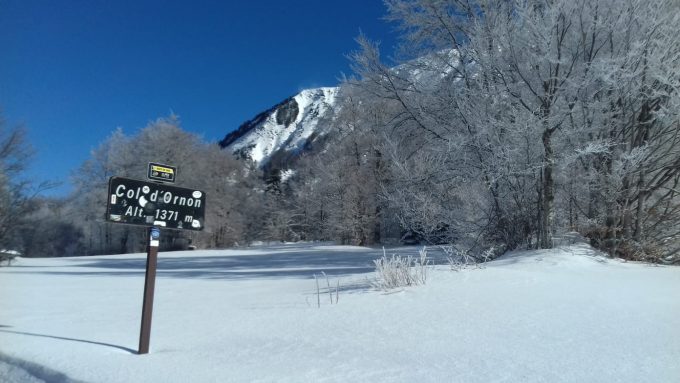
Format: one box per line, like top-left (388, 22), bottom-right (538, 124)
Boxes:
top-left (621, 175), bottom-right (633, 240)
top-left (539, 128), bottom-right (555, 249)
top-left (633, 167), bottom-right (646, 241)
top-left (120, 228), bottom-right (129, 254)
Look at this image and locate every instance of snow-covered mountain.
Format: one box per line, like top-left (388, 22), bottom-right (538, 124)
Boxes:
top-left (218, 50), bottom-right (460, 170)
top-left (219, 87), bottom-right (339, 167)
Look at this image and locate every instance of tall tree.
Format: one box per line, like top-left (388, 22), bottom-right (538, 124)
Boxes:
top-left (347, 0), bottom-right (680, 259)
top-left (69, 116), bottom-right (264, 254)
top-left (0, 119), bottom-right (42, 251)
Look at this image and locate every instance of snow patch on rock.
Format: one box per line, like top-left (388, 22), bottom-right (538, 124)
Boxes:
top-left (224, 87), bottom-right (339, 166)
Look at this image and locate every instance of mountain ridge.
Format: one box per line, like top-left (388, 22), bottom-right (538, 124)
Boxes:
top-left (219, 87), bottom-right (339, 168)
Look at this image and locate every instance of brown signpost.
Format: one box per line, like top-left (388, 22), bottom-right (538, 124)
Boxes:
top-left (138, 226), bottom-right (160, 354)
top-left (105, 163), bottom-right (205, 355)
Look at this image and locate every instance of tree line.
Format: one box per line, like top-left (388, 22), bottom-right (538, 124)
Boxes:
top-left (0, 116), bottom-right (266, 256)
top-left (2, 0), bottom-right (679, 264)
top-left (265, 0), bottom-right (680, 263)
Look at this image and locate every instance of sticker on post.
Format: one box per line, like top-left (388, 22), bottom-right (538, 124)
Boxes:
top-left (150, 227), bottom-right (161, 239)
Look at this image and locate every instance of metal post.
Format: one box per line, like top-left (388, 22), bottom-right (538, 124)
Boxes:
top-left (138, 227), bottom-right (160, 355)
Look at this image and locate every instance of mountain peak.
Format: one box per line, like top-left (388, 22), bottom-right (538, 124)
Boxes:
top-left (220, 87), bottom-right (339, 166)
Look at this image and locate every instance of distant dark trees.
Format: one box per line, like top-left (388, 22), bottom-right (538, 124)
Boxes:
top-left (18, 198), bottom-right (84, 257)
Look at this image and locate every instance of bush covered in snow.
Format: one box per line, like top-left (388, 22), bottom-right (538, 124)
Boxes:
top-left (373, 247), bottom-right (429, 290)
top-left (441, 246), bottom-right (478, 271)
top-left (441, 245), bottom-right (502, 271)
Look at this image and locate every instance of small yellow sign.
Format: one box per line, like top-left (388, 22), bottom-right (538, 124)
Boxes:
top-left (148, 162), bottom-right (177, 183)
top-left (151, 165), bottom-right (174, 174)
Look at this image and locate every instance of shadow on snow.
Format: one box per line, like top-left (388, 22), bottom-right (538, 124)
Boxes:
top-left (15, 244), bottom-right (441, 281)
top-left (0, 329), bottom-right (136, 354)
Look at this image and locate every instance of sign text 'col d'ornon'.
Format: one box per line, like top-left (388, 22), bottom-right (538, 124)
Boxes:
top-left (106, 176), bottom-right (206, 231)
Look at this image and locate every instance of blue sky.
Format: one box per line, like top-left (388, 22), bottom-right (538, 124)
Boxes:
top-left (0, 0), bottom-right (397, 196)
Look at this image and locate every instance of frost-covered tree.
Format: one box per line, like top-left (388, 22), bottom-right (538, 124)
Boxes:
top-left (191, 144), bottom-right (263, 248)
top-left (69, 116), bottom-right (263, 254)
top-left (0, 120), bottom-right (43, 253)
top-left (347, 0), bottom-right (680, 260)
top-left (71, 127), bottom-right (133, 254)
top-left (18, 198), bottom-right (84, 257)
top-left (281, 87), bottom-right (397, 245)
top-left (566, 0), bottom-right (680, 261)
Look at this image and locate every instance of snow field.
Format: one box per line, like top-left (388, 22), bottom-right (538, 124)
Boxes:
top-left (1, 243), bottom-right (678, 382)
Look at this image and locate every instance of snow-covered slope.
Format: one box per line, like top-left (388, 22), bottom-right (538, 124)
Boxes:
top-left (218, 50), bottom-right (462, 169)
top-left (220, 87), bottom-right (339, 166)
top-left (1, 243), bottom-right (679, 382)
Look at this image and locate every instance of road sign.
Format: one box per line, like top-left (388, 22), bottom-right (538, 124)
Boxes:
top-left (148, 162), bottom-right (176, 183)
top-left (106, 176), bottom-right (205, 231)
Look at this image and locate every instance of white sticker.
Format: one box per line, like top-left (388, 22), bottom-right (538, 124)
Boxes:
top-left (192, 191), bottom-right (202, 198)
top-left (142, 185), bottom-right (150, 194)
top-left (150, 240), bottom-right (159, 247)
top-left (139, 196), bottom-right (148, 207)
top-left (110, 194), bottom-right (117, 204)
top-left (191, 220), bottom-right (201, 228)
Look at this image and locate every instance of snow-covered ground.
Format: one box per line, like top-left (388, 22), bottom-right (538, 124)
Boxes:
top-left (1, 242), bottom-right (678, 382)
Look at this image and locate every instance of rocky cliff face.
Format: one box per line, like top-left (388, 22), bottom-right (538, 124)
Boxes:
top-left (219, 87), bottom-right (339, 168)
